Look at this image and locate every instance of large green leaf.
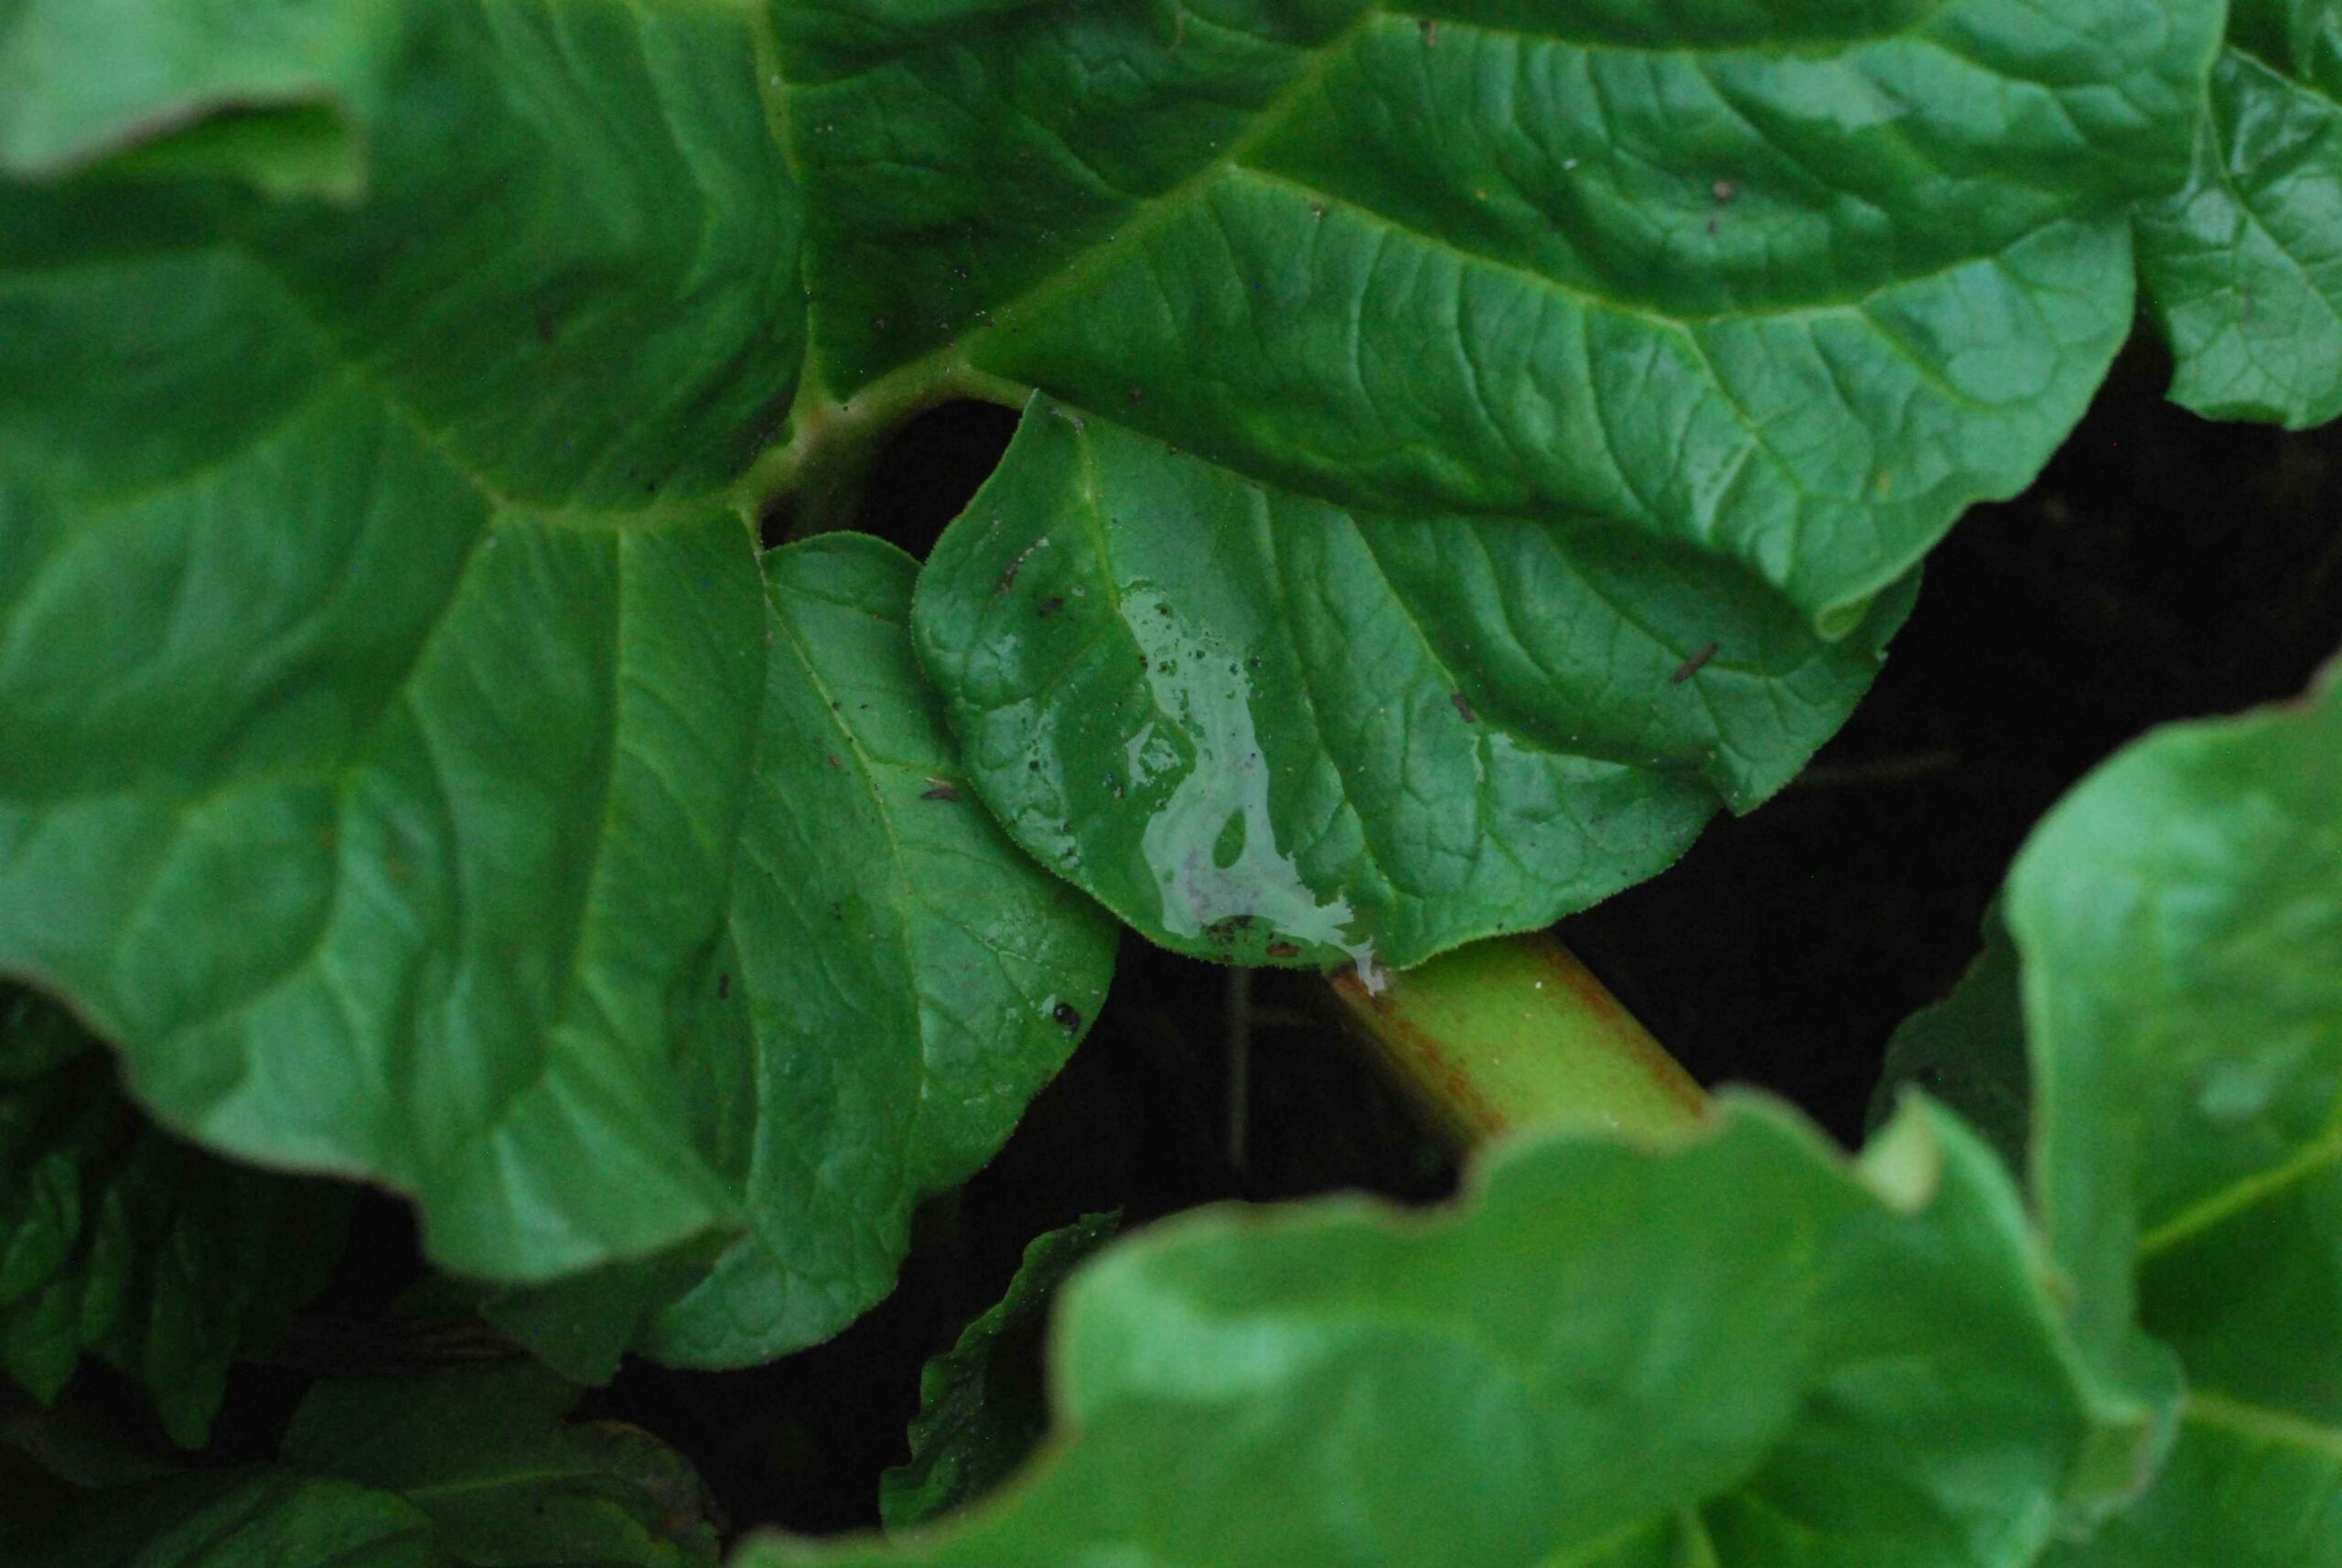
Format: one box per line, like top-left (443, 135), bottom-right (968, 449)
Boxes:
top-left (746, 1095), bottom-right (2161, 1568)
top-left (0, 0), bottom-right (1113, 1362)
top-left (2007, 669), bottom-right (2342, 1564)
top-left (0, 987), bottom-right (351, 1447)
top-left (842, 0), bottom-right (2221, 968)
top-left (2136, 0), bottom-right (2342, 429)
top-left (0, 0), bottom-right (800, 1287)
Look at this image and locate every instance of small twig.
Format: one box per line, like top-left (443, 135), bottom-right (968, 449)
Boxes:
top-left (1788, 746), bottom-right (1961, 791)
top-left (263, 1314), bottom-right (525, 1377)
top-left (1225, 966), bottom-right (1252, 1176)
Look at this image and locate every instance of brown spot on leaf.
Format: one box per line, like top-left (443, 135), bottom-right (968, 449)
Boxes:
top-left (921, 779), bottom-right (961, 801)
top-left (1671, 642), bottom-right (1718, 683)
top-left (1203, 914), bottom-right (1257, 944)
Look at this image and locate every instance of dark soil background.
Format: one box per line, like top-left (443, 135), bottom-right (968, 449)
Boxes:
top-left (150, 338), bottom-right (2342, 1541)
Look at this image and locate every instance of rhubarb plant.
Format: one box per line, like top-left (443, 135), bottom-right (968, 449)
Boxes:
top-left (1, 0), bottom-right (2338, 1561)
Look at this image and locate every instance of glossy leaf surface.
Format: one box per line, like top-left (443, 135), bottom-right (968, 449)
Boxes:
top-left (921, 403), bottom-right (1906, 970)
top-left (748, 1097), bottom-right (2157, 1568)
top-left (0, 989), bottom-right (350, 1447)
top-left (2012, 670), bottom-right (2342, 1564)
top-left (876, 0), bottom-right (2221, 966)
top-left (2137, 0), bottom-right (2342, 429)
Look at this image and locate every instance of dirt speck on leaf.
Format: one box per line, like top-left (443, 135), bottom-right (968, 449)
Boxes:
top-left (1671, 642), bottom-right (1719, 683)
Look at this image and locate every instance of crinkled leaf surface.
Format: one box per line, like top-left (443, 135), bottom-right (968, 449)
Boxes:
top-left (881, 1210), bottom-right (1120, 1530)
top-left (2006, 670), bottom-right (2342, 1564)
top-left (919, 402), bottom-right (1907, 970)
top-left (283, 1360), bottom-right (722, 1566)
top-left (1, 0), bottom-right (799, 1287)
top-left (568, 538), bottom-right (1117, 1369)
top-left (847, 0), bottom-right (2221, 968)
top-left (2136, 0), bottom-right (2342, 429)
top-left (747, 1096), bottom-right (2158, 1568)
top-left (0, 0), bottom-right (1113, 1361)
top-left (0, 987), bottom-right (351, 1448)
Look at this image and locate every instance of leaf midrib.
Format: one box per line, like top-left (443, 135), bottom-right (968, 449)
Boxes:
top-left (2228, 40), bottom-right (2342, 120)
top-left (2183, 1387), bottom-right (2342, 1464)
top-left (800, 0), bottom-right (2094, 430)
top-left (742, 572), bottom-right (938, 1248)
top-left (2137, 1112), bottom-right (2342, 1262)
top-left (2, 242), bottom-right (756, 1267)
top-left (790, 3), bottom-right (1380, 411)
